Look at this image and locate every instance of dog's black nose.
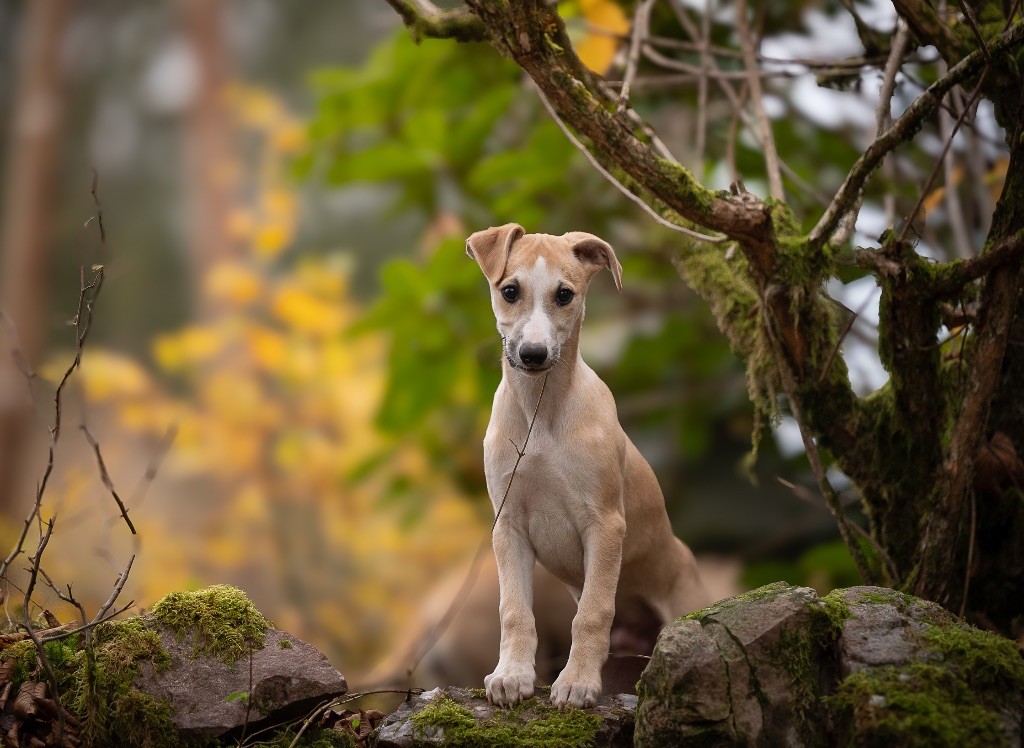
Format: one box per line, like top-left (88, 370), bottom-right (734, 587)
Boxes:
top-left (519, 344), bottom-right (548, 368)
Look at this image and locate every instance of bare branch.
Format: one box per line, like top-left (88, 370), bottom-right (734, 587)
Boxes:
top-left (617, 0), bottom-right (654, 112)
top-left (735, 0), bottom-right (784, 200)
top-left (80, 424), bottom-right (138, 534)
top-left (808, 22), bottom-right (1024, 249)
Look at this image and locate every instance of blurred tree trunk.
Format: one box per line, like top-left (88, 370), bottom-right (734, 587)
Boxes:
top-left (179, 0), bottom-right (235, 309)
top-left (0, 0), bottom-right (71, 515)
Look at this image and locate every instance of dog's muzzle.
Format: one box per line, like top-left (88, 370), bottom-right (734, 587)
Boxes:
top-left (518, 343), bottom-right (549, 370)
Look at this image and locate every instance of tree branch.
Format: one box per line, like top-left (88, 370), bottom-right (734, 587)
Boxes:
top-left (809, 22), bottom-right (1024, 250)
top-left (384, 0), bottom-right (487, 43)
top-left (461, 0), bottom-right (776, 254)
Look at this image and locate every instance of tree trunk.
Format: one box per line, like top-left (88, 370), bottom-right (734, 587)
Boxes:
top-left (0, 0), bottom-right (71, 515)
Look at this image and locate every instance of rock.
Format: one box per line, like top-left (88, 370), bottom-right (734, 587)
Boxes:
top-left (635, 582), bottom-right (1024, 747)
top-left (133, 585), bottom-right (348, 739)
top-left (374, 686), bottom-right (635, 747)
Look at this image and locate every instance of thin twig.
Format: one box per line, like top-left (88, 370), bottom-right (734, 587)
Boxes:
top-left (735, 0), bottom-right (783, 200)
top-left (896, 73), bottom-right (987, 245)
top-left (281, 689), bottom-right (426, 748)
top-left (618, 0), bottom-right (654, 112)
top-left (955, 0), bottom-right (992, 63)
top-left (695, 0), bottom-right (712, 166)
top-left (91, 554), bottom-right (135, 624)
top-left (959, 487), bottom-right (976, 618)
top-left (80, 425), bottom-right (137, 534)
top-left (809, 23), bottom-right (1024, 248)
top-left (534, 84), bottom-right (727, 243)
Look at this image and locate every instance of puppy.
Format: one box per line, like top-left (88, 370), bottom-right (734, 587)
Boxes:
top-left (467, 224), bottom-right (710, 708)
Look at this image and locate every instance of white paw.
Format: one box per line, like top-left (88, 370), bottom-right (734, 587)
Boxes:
top-left (550, 668), bottom-right (601, 709)
top-left (484, 664), bottom-right (535, 706)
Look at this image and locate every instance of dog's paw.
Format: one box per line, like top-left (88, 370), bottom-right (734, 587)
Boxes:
top-left (484, 664), bottom-right (535, 706)
top-left (550, 669), bottom-right (601, 709)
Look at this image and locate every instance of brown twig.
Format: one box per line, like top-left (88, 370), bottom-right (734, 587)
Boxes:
top-left (735, 0), bottom-right (783, 200)
top-left (279, 689), bottom-right (425, 748)
top-left (79, 424), bottom-right (137, 534)
top-left (896, 73), bottom-right (987, 245)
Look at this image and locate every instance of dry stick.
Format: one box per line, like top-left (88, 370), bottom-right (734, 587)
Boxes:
top-left (955, 0), bottom-right (992, 63)
top-left (735, 0), bottom-right (783, 201)
top-left (660, 3), bottom-right (826, 204)
top-left (695, 0), bottom-right (712, 166)
top-left (80, 424), bottom-right (137, 534)
top-left (937, 63), bottom-right (974, 259)
top-left (618, 0), bottom-right (654, 112)
top-left (809, 22), bottom-right (1024, 249)
top-left (959, 487), bottom-right (977, 618)
top-left (834, 19), bottom-right (911, 247)
top-left (403, 372), bottom-right (551, 682)
top-left (896, 73), bottom-right (987, 245)
top-left (726, 84), bottom-right (748, 186)
top-left (21, 518), bottom-right (65, 743)
top-left (281, 689), bottom-right (425, 748)
top-left (534, 85), bottom-right (727, 243)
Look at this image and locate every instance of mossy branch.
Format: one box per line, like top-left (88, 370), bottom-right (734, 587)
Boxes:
top-left (463, 0), bottom-right (776, 254)
top-left (384, 0), bottom-right (488, 43)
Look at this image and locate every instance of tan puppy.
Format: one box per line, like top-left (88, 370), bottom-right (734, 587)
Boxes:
top-left (467, 224), bottom-right (711, 709)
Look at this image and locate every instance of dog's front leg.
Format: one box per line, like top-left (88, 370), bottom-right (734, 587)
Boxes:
top-left (551, 514), bottom-right (625, 708)
top-left (485, 521), bottom-right (537, 706)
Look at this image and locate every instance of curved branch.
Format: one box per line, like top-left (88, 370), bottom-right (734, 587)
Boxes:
top-left (809, 22), bottom-right (1024, 250)
top-left (384, 0), bottom-right (488, 43)
top-left (463, 0), bottom-right (776, 255)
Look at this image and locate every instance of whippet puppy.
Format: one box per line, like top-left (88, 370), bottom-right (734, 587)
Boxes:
top-left (467, 224), bottom-right (710, 709)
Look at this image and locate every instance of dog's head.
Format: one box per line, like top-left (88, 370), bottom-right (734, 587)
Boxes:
top-left (466, 223), bottom-right (622, 374)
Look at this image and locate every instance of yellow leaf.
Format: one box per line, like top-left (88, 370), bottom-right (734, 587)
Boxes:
top-left (205, 262), bottom-right (264, 306)
top-left (254, 223), bottom-right (290, 258)
top-left (576, 0), bottom-right (629, 74)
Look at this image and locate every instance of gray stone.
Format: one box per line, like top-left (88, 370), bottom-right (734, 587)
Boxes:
top-left (137, 623), bottom-right (347, 738)
top-left (634, 582), bottom-right (1024, 747)
top-left (635, 582), bottom-right (826, 747)
top-left (374, 686), bottom-right (635, 747)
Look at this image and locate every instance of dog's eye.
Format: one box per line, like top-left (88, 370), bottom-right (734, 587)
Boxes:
top-left (555, 288), bottom-right (574, 306)
top-left (501, 285), bottom-right (519, 303)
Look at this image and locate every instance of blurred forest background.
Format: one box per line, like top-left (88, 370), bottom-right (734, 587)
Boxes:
top-left (0, 0), bottom-right (939, 676)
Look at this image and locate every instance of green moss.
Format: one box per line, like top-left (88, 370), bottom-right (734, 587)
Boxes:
top-left (77, 617), bottom-right (177, 747)
top-left (827, 607), bottom-right (1024, 746)
top-left (152, 584), bottom-right (269, 665)
top-left (921, 623), bottom-right (1024, 696)
top-left (825, 663), bottom-right (1005, 747)
top-left (279, 639), bottom-right (293, 649)
top-left (681, 582), bottom-right (794, 623)
top-left (412, 694), bottom-right (602, 747)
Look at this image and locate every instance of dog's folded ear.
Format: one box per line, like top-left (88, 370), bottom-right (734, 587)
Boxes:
top-left (564, 232), bottom-right (623, 292)
top-left (466, 223), bottom-right (525, 285)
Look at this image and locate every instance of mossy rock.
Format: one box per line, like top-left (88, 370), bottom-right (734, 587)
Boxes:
top-left (374, 686), bottom-right (635, 747)
top-left (635, 583), bottom-right (1024, 747)
top-left (0, 585), bottom-right (348, 746)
